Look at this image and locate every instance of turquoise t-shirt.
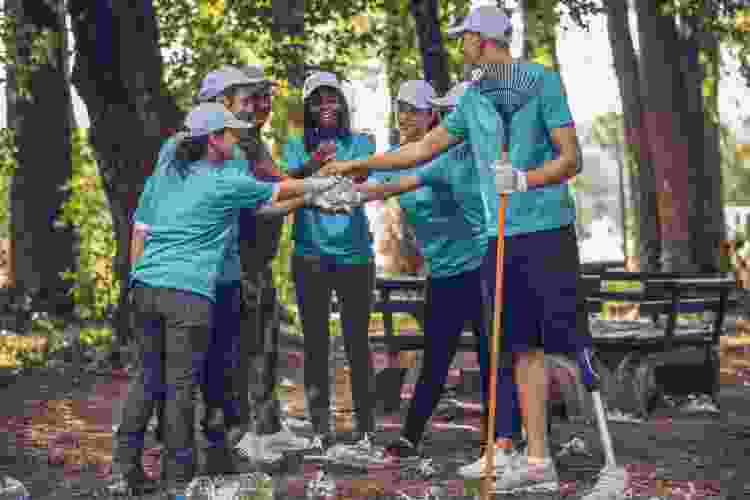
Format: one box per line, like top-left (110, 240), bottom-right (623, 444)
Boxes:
top-left (135, 138), bottom-right (248, 285)
top-left (374, 143), bottom-right (488, 278)
top-left (443, 62), bottom-right (577, 237)
top-left (131, 159), bottom-right (275, 302)
top-left (281, 134), bottom-right (375, 263)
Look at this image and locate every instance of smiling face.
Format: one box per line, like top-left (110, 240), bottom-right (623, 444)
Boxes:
top-left (310, 87), bottom-right (342, 129)
top-left (397, 101), bottom-right (436, 144)
top-left (462, 31), bottom-right (483, 65)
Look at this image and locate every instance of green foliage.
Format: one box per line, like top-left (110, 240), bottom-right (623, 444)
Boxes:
top-left (57, 129), bottom-right (118, 320)
top-left (0, 130), bottom-right (17, 239)
top-left (721, 125), bottom-right (750, 206)
top-left (79, 326), bottom-right (114, 352)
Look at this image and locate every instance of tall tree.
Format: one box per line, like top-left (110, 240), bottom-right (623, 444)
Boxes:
top-left (5, 0), bottom-right (77, 310)
top-left (69, 0), bottom-right (182, 348)
top-left (603, 0), bottom-right (660, 271)
top-left (634, 0), bottom-right (724, 271)
top-left (410, 0), bottom-right (451, 94)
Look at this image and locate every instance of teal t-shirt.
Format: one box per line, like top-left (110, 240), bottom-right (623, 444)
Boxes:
top-left (374, 143), bottom-right (488, 278)
top-left (443, 62), bottom-right (577, 237)
top-left (131, 159), bottom-right (275, 302)
top-left (281, 134), bottom-right (375, 263)
top-left (135, 138), bottom-right (248, 285)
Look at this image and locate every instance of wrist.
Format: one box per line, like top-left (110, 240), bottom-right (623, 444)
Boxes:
top-left (515, 169), bottom-right (528, 192)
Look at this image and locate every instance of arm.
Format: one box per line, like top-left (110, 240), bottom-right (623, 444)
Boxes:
top-left (256, 195), bottom-right (307, 217)
top-left (525, 71), bottom-right (580, 188)
top-left (130, 223), bottom-right (149, 266)
top-left (525, 126), bottom-right (579, 188)
top-left (321, 126), bottom-right (460, 176)
top-left (357, 176), bottom-right (422, 202)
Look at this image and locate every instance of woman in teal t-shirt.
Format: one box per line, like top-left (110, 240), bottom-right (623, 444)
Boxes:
top-left (281, 72), bottom-right (377, 450)
top-left (117, 103), bottom-right (337, 496)
top-left (357, 81), bottom-right (491, 460)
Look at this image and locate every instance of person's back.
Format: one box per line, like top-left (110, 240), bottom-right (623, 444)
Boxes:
top-left (133, 159), bottom-right (272, 301)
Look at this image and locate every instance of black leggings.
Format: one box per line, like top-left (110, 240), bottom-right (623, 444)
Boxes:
top-left (292, 255), bottom-right (376, 435)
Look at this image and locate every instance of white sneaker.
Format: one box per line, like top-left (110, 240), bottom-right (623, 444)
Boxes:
top-left (233, 431), bottom-right (282, 463)
top-left (262, 425), bottom-right (310, 453)
top-left (458, 446), bottom-right (520, 479)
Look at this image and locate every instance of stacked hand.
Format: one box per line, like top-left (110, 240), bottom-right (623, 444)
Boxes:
top-left (493, 160), bottom-right (528, 194)
top-left (319, 160), bottom-right (368, 178)
top-left (303, 174), bottom-right (369, 214)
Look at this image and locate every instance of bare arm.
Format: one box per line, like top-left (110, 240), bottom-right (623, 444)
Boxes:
top-left (256, 196), bottom-right (307, 217)
top-left (130, 224), bottom-right (148, 266)
top-left (357, 176), bottom-right (422, 202)
top-left (526, 126), bottom-right (579, 188)
top-left (321, 126), bottom-right (460, 176)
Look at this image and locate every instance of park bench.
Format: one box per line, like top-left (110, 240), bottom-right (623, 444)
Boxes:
top-left (370, 268), bottom-right (738, 419)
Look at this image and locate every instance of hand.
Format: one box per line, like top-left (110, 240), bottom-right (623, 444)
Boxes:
top-left (315, 142), bottom-right (337, 163)
top-left (493, 160), bottom-right (527, 194)
top-left (319, 160), bottom-right (368, 178)
top-left (302, 175), bottom-right (341, 194)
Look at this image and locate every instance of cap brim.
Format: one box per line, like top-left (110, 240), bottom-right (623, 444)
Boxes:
top-left (303, 82), bottom-right (341, 100)
top-left (446, 25), bottom-right (465, 38)
top-left (427, 95), bottom-right (456, 108)
top-left (225, 118), bottom-right (254, 130)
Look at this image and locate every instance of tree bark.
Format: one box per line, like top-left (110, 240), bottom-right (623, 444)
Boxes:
top-left (634, 0), bottom-right (699, 272)
top-left (679, 11), bottom-right (724, 272)
top-left (69, 0), bottom-right (182, 350)
top-left (6, 0), bottom-right (76, 312)
top-left (604, 0), bottom-right (660, 271)
top-left (409, 0), bottom-right (451, 94)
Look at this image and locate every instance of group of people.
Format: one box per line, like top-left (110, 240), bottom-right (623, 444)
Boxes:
top-left (112, 5), bottom-right (588, 498)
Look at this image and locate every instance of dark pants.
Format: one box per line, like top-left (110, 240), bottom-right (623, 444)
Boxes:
top-left (480, 237), bottom-right (522, 441)
top-left (480, 226), bottom-right (586, 439)
top-left (292, 255), bottom-right (376, 436)
top-left (237, 266), bottom-right (284, 435)
top-left (114, 286), bottom-right (211, 489)
top-left (402, 267), bottom-right (486, 445)
top-left (202, 281), bottom-right (243, 441)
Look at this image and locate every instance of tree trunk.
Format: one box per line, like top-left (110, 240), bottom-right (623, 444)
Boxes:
top-left (679, 12), bottom-right (724, 272)
top-left (409, 0), bottom-right (451, 94)
top-left (634, 0), bottom-right (699, 272)
top-left (69, 0), bottom-right (182, 351)
top-left (6, 0), bottom-right (76, 312)
top-left (604, 0), bottom-right (660, 271)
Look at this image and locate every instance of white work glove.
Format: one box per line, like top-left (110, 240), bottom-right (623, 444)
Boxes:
top-left (305, 176), bottom-right (368, 213)
top-left (302, 175), bottom-right (341, 195)
top-left (493, 160), bottom-right (528, 194)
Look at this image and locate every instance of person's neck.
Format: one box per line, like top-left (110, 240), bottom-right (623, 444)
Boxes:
top-left (206, 149), bottom-right (224, 163)
top-left (478, 49), bottom-right (514, 65)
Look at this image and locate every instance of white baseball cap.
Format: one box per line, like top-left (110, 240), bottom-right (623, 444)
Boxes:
top-left (196, 66), bottom-right (254, 102)
top-left (428, 81), bottom-right (471, 108)
top-left (447, 5), bottom-right (513, 43)
top-left (303, 72), bottom-right (342, 100)
top-left (397, 80), bottom-right (437, 110)
top-left (184, 102), bottom-right (253, 138)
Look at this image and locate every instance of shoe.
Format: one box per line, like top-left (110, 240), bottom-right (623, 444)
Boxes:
top-left (580, 466), bottom-right (627, 500)
top-left (327, 432), bottom-right (389, 467)
top-left (233, 431), bottom-right (283, 463)
top-left (384, 436), bottom-right (421, 463)
top-left (106, 468), bottom-right (159, 496)
top-left (262, 424), bottom-right (311, 453)
top-left (458, 445), bottom-right (520, 479)
top-left (491, 456), bottom-right (560, 494)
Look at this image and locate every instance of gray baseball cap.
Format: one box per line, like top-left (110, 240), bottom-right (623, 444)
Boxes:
top-left (184, 102), bottom-right (253, 137)
top-left (302, 71), bottom-right (342, 100)
top-left (447, 5), bottom-right (513, 42)
top-left (196, 66), bottom-right (254, 102)
top-left (397, 80), bottom-right (437, 110)
top-left (428, 81), bottom-right (471, 108)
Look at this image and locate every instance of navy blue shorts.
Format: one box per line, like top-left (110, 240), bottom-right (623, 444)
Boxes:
top-left (481, 225), bottom-right (590, 354)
